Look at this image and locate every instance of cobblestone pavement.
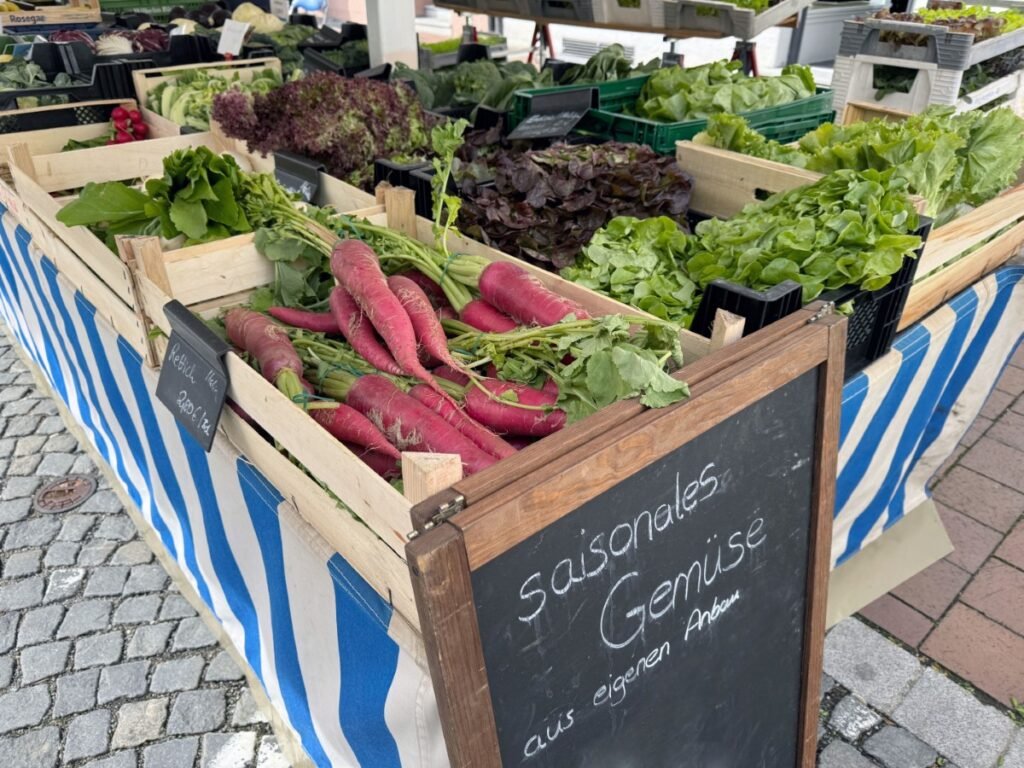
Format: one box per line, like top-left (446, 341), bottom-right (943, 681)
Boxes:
top-left (0, 334), bottom-right (288, 767)
top-left (860, 343), bottom-right (1024, 709)
top-left (1, 319), bottom-right (1021, 768)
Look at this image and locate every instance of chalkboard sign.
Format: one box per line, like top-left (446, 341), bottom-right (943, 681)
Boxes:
top-left (274, 151), bottom-right (325, 204)
top-left (507, 87), bottom-right (598, 141)
top-left (475, 368), bottom-right (817, 767)
top-left (155, 301), bottom-right (230, 452)
top-left (408, 310), bottom-right (845, 768)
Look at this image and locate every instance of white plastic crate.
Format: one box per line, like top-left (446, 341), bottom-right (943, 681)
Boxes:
top-left (594, 0), bottom-right (666, 29)
top-left (831, 54), bottom-right (964, 117)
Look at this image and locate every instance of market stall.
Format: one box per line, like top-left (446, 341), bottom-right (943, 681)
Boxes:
top-left (0, 9), bottom-right (1021, 766)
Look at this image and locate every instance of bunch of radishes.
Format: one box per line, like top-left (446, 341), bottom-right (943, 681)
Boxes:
top-left (107, 105), bottom-right (149, 145)
top-left (224, 239), bottom-right (590, 478)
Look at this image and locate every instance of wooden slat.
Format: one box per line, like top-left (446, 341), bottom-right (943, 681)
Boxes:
top-left (407, 525), bottom-right (500, 768)
top-left (163, 235), bottom-right (273, 305)
top-left (798, 313), bottom-right (845, 767)
top-left (29, 133), bottom-right (218, 192)
top-left (7, 158), bottom-right (137, 303)
top-left (709, 308), bottom-right (745, 351)
top-left (456, 323), bottom-right (831, 569)
top-left (916, 185), bottom-right (1024, 275)
top-left (677, 143), bottom-right (821, 219)
top-left (841, 101), bottom-right (912, 125)
top-left (900, 220), bottom-right (1024, 330)
top-left (220, 407), bottom-right (420, 629)
top-left (319, 174), bottom-right (375, 211)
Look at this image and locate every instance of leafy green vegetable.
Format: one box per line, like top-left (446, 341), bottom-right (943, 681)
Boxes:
top-left (557, 44), bottom-right (658, 85)
top-left (395, 59), bottom-right (553, 116)
top-left (458, 141), bottom-right (693, 269)
top-left (634, 61), bottom-right (817, 123)
top-left (698, 106), bottom-right (1024, 225)
top-left (56, 147), bottom-right (259, 250)
top-left (565, 169), bottom-right (921, 327)
top-left (148, 67), bottom-right (283, 131)
top-left (445, 314), bottom-right (687, 422)
top-left (420, 34), bottom-right (504, 55)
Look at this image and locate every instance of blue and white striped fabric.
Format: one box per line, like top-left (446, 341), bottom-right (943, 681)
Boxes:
top-left (0, 207), bottom-right (448, 768)
top-left (0, 198), bottom-right (1021, 766)
top-left (834, 264), bottom-right (1024, 566)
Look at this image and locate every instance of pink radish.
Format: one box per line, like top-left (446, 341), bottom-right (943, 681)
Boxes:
top-left (460, 299), bottom-right (517, 333)
top-left (387, 275), bottom-right (462, 370)
top-left (400, 269), bottom-right (449, 310)
top-left (478, 262), bottom-right (590, 326)
top-left (465, 379), bottom-right (566, 437)
top-left (267, 307), bottom-right (340, 334)
top-left (312, 404), bottom-right (400, 459)
top-left (437, 306), bottom-right (457, 322)
top-left (329, 286), bottom-right (404, 376)
top-left (345, 375), bottom-right (495, 475)
top-left (345, 442), bottom-right (400, 479)
top-left (433, 365), bottom-right (469, 387)
top-left (224, 308), bottom-right (312, 397)
top-left (408, 384), bottom-right (516, 460)
top-left (331, 240), bottom-right (449, 397)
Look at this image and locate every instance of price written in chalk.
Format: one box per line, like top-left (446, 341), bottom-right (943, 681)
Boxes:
top-left (155, 301), bottom-right (230, 452)
top-left (165, 341), bottom-right (224, 441)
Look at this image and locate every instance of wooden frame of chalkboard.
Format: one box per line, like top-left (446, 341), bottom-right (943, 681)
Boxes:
top-left (407, 305), bottom-right (846, 768)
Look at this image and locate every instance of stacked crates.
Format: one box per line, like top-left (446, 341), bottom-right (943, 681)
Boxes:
top-left (832, 17), bottom-right (1024, 117)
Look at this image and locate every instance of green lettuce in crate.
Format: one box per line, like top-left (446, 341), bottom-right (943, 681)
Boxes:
top-left (696, 106), bottom-right (1024, 226)
top-left (634, 61), bottom-right (817, 123)
top-left (564, 169), bottom-right (921, 328)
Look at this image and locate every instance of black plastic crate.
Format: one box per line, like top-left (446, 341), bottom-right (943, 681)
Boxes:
top-left (0, 101), bottom-right (120, 134)
top-left (690, 217), bottom-right (932, 378)
top-left (373, 157), bottom-right (430, 192)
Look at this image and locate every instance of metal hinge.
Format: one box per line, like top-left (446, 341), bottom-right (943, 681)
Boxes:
top-left (407, 494), bottom-right (466, 539)
top-left (806, 301), bottom-right (835, 324)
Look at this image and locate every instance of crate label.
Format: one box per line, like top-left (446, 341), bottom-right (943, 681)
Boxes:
top-left (507, 109), bottom-right (587, 140)
top-left (217, 20), bottom-right (251, 55)
top-left (155, 301), bottom-right (230, 453)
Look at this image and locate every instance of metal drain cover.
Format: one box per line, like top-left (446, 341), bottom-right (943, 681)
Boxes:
top-left (33, 474), bottom-right (97, 514)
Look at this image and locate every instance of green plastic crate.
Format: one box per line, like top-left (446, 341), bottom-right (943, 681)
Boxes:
top-left (99, 0), bottom-right (204, 21)
top-left (508, 75), bottom-right (834, 154)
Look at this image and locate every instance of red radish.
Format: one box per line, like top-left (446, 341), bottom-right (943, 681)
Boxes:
top-left (131, 122), bottom-right (148, 138)
top-left (113, 117), bottom-right (129, 132)
top-left (408, 384), bottom-right (516, 460)
top-left (460, 299), bottom-right (517, 333)
top-left (111, 106), bottom-right (129, 121)
top-left (106, 139), bottom-right (116, 146)
top-left (127, 109), bottom-right (142, 123)
top-left (224, 308), bottom-right (312, 398)
top-left (312, 404), bottom-right (399, 459)
top-left (114, 131), bottom-right (134, 144)
top-left (437, 306), bottom-right (457, 322)
top-left (386, 275), bottom-right (461, 370)
top-left (465, 379), bottom-right (566, 437)
top-left (331, 240), bottom-right (449, 397)
top-left (400, 269), bottom-right (449, 309)
top-left (433, 365), bottom-right (469, 387)
top-left (345, 375), bottom-right (495, 475)
top-left (329, 286), bottom-right (404, 376)
top-left (267, 306), bottom-right (340, 334)
top-left (478, 262), bottom-right (590, 327)
top-left (346, 443), bottom-right (400, 479)
top-left (542, 377), bottom-right (559, 396)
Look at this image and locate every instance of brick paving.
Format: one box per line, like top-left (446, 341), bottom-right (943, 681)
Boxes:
top-left (0, 333), bottom-right (289, 768)
top-left (860, 341), bottom-right (1024, 710)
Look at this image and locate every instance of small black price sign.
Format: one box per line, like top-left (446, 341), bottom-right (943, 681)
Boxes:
top-left (155, 301), bottom-right (230, 452)
top-left (274, 151), bottom-right (325, 204)
top-left (506, 87), bottom-right (598, 141)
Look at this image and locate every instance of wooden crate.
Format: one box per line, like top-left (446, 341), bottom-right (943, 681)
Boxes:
top-left (0, 0), bottom-right (100, 27)
top-left (0, 99), bottom-right (183, 220)
top-left (841, 100), bottom-right (913, 126)
top-left (132, 57), bottom-right (283, 137)
top-left (676, 141), bottom-right (1024, 330)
